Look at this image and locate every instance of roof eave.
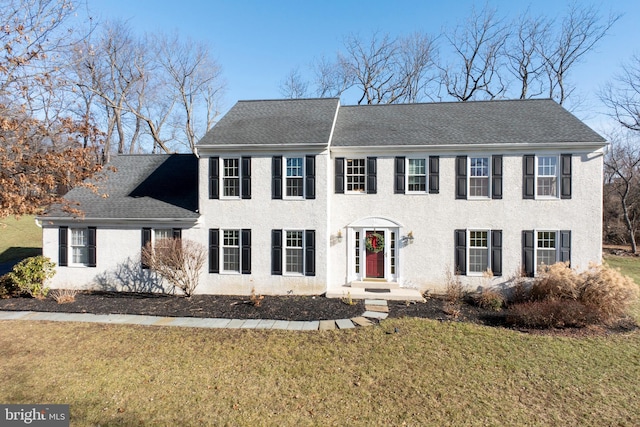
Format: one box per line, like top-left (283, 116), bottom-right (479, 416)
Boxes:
top-left (329, 141), bottom-right (608, 154)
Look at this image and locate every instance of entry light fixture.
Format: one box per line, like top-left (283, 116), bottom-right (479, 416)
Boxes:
top-left (407, 231), bottom-right (414, 244)
top-left (337, 230), bottom-right (343, 243)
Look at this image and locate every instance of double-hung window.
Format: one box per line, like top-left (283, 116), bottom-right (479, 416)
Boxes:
top-left (222, 230), bottom-right (240, 272)
top-left (523, 154), bottom-right (571, 199)
top-left (469, 157), bottom-right (490, 198)
top-left (346, 158), bottom-right (366, 193)
top-left (454, 229), bottom-right (502, 276)
top-left (407, 159), bottom-right (427, 192)
top-left (59, 226), bottom-right (96, 267)
top-left (222, 158), bottom-right (240, 197)
top-left (536, 231), bottom-right (557, 269)
top-left (468, 230), bottom-right (489, 273)
top-left (208, 229), bottom-right (251, 274)
top-left (71, 228), bottom-right (89, 265)
top-left (522, 229), bottom-right (571, 276)
top-left (286, 157), bottom-right (304, 198)
top-left (285, 231), bottom-right (304, 274)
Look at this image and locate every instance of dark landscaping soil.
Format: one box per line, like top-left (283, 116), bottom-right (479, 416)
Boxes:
top-left (0, 291), bottom-right (637, 337)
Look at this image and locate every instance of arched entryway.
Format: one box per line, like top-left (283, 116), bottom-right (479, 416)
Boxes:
top-left (346, 216), bottom-right (402, 283)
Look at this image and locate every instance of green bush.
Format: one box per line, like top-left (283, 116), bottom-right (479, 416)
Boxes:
top-left (7, 256), bottom-right (56, 299)
top-left (0, 273), bottom-right (19, 298)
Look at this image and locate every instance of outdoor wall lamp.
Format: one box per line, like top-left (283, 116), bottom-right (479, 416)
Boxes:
top-left (407, 231), bottom-right (414, 244)
top-left (336, 230), bottom-right (343, 242)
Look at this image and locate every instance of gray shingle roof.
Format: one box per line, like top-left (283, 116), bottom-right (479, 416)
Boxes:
top-left (331, 99), bottom-right (606, 147)
top-left (197, 98), bottom-right (340, 146)
top-left (44, 154), bottom-right (199, 220)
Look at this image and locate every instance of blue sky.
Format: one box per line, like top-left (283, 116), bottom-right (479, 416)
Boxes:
top-left (84, 0), bottom-right (640, 131)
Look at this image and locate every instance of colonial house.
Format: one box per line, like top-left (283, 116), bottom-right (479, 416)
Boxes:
top-left (39, 98), bottom-right (607, 300)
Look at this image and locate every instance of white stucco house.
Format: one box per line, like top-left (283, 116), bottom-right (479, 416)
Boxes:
top-left (39, 98), bottom-right (607, 299)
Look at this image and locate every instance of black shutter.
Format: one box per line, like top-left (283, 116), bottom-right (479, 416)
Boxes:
top-left (305, 155), bottom-right (316, 199)
top-left (172, 228), bottom-right (182, 239)
top-left (454, 229), bottom-right (466, 275)
top-left (87, 227), bottom-right (97, 267)
top-left (241, 229), bottom-right (251, 274)
top-left (141, 227), bottom-right (151, 269)
top-left (58, 226), bottom-right (68, 267)
top-left (561, 154), bottom-right (572, 199)
top-left (491, 230), bottom-right (502, 276)
top-left (429, 156), bottom-right (440, 194)
top-left (394, 156), bottom-right (405, 194)
top-left (523, 155), bottom-right (535, 199)
top-left (522, 230), bottom-right (535, 277)
top-left (241, 157), bottom-right (251, 199)
top-left (456, 156), bottom-right (467, 199)
top-left (209, 229), bottom-right (219, 273)
top-left (492, 155), bottom-right (503, 200)
top-left (272, 229), bottom-right (283, 275)
top-left (209, 157), bottom-right (219, 199)
top-left (335, 157), bottom-right (344, 194)
top-left (559, 230), bottom-right (571, 265)
top-left (272, 156), bottom-right (282, 200)
top-left (305, 230), bottom-right (316, 276)
top-left (367, 157), bottom-right (377, 194)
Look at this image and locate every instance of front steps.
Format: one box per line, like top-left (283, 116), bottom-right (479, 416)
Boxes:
top-left (326, 284), bottom-right (425, 301)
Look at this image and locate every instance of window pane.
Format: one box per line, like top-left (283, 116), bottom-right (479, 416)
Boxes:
top-left (537, 156), bottom-right (558, 197)
top-left (223, 158), bottom-right (240, 197)
top-left (469, 177), bottom-right (489, 197)
top-left (222, 230), bottom-right (240, 272)
top-left (407, 159), bottom-right (426, 192)
top-left (470, 157), bottom-right (489, 177)
top-left (286, 178), bottom-right (304, 197)
top-left (285, 231), bottom-right (303, 273)
top-left (538, 157), bottom-right (557, 176)
top-left (355, 231), bottom-right (360, 274)
top-left (536, 231), bottom-right (557, 270)
top-left (72, 247), bottom-right (88, 265)
top-left (537, 177), bottom-right (557, 196)
top-left (346, 159), bottom-right (366, 192)
top-left (286, 158), bottom-right (303, 177)
top-left (469, 231), bottom-right (488, 273)
top-left (71, 229), bottom-right (88, 265)
top-left (71, 229), bottom-right (87, 246)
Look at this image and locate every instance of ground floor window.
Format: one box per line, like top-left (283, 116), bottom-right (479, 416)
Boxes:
top-left (71, 228), bottom-right (89, 265)
top-left (222, 230), bottom-right (240, 272)
top-left (536, 231), bottom-right (557, 269)
top-left (285, 231), bottom-right (304, 274)
top-left (468, 230), bottom-right (489, 273)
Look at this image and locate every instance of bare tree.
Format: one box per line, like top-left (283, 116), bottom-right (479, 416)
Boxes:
top-left (141, 238), bottom-right (206, 297)
top-left (604, 131), bottom-right (640, 253)
top-left (601, 54), bottom-right (640, 132)
top-left (440, 6), bottom-right (509, 101)
top-left (538, 4), bottom-right (619, 105)
top-left (279, 67), bottom-right (310, 98)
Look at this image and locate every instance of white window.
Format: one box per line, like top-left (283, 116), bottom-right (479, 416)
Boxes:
top-left (537, 156), bottom-right (558, 197)
top-left (407, 159), bottom-right (426, 192)
top-left (223, 158), bottom-right (240, 197)
top-left (222, 230), bottom-right (240, 272)
top-left (469, 157), bottom-right (489, 198)
top-left (286, 157), bottom-right (304, 198)
top-left (346, 158), bottom-right (366, 192)
top-left (71, 228), bottom-right (89, 265)
top-left (285, 231), bottom-right (304, 274)
top-left (468, 230), bottom-right (489, 273)
top-left (536, 231), bottom-right (557, 269)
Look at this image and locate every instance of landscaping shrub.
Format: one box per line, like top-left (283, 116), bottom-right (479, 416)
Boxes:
top-left (475, 289), bottom-right (504, 311)
top-left (50, 289), bottom-right (78, 304)
top-left (507, 299), bottom-right (600, 328)
top-left (0, 273), bottom-right (19, 298)
top-left (580, 263), bottom-right (639, 323)
top-left (444, 269), bottom-right (465, 305)
top-left (6, 256), bottom-right (55, 299)
top-left (529, 262), bottom-right (581, 301)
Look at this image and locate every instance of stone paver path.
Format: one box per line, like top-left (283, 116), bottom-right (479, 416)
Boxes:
top-left (0, 299), bottom-right (391, 331)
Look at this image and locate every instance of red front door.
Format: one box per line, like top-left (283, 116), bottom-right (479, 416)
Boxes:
top-left (365, 230), bottom-right (385, 278)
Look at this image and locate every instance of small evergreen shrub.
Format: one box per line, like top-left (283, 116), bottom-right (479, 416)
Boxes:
top-left (0, 274), bottom-right (19, 298)
top-left (476, 289), bottom-right (504, 311)
top-left (7, 256), bottom-right (55, 299)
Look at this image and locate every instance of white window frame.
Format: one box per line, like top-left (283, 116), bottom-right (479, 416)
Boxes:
top-left (536, 155), bottom-right (559, 199)
top-left (70, 228), bottom-right (89, 266)
top-left (467, 229), bottom-right (490, 275)
top-left (284, 156), bottom-right (304, 199)
top-left (536, 230), bottom-right (558, 270)
top-left (221, 229), bottom-right (241, 273)
top-left (406, 158), bottom-right (427, 193)
top-left (468, 156), bottom-right (490, 199)
top-left (284, 230), bottom-right (305, 275)
top-left (345, 158), bottom-right (367, 193)
top-left (222, 157), bottom-right (241, 199)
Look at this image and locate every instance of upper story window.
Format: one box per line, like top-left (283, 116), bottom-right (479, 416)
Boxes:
top-left (272, 156), bottom-right (316, 200)
top-left (469, 157), bottom-right (490, 198)
top-left (456, 155), bottom-right (502, 200)
top-left (335, 157), bottom-right (377, 194)
top-left (523, 154), bottom-right (571, 200)
top-left (223, 158), bottom-right (240, 197)
top-left (208, 157), bottom-right (251, 200)
top-left (394, 156), bottom-right (439, 194)
top-left (407, 159), bottom-right (427, 192)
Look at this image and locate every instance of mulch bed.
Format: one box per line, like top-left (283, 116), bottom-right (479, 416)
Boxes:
top-left (0, 291), bottom-right (637, 337)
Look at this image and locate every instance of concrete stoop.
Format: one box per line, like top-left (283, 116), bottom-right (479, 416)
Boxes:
top-left (326, 285), bottom-right (425, 302)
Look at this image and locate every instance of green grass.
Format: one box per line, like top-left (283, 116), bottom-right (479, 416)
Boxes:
top-left (0, 320), bottom-right (638, 426)
top-left (0, 215), bottom-right (42, 263)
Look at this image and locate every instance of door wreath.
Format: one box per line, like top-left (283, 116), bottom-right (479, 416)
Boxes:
top-left (365, 232), bottom-right (385, 253)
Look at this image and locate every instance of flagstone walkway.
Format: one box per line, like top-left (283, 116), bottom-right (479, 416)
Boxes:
top-left (0, 299), bottom-right (389, 331)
